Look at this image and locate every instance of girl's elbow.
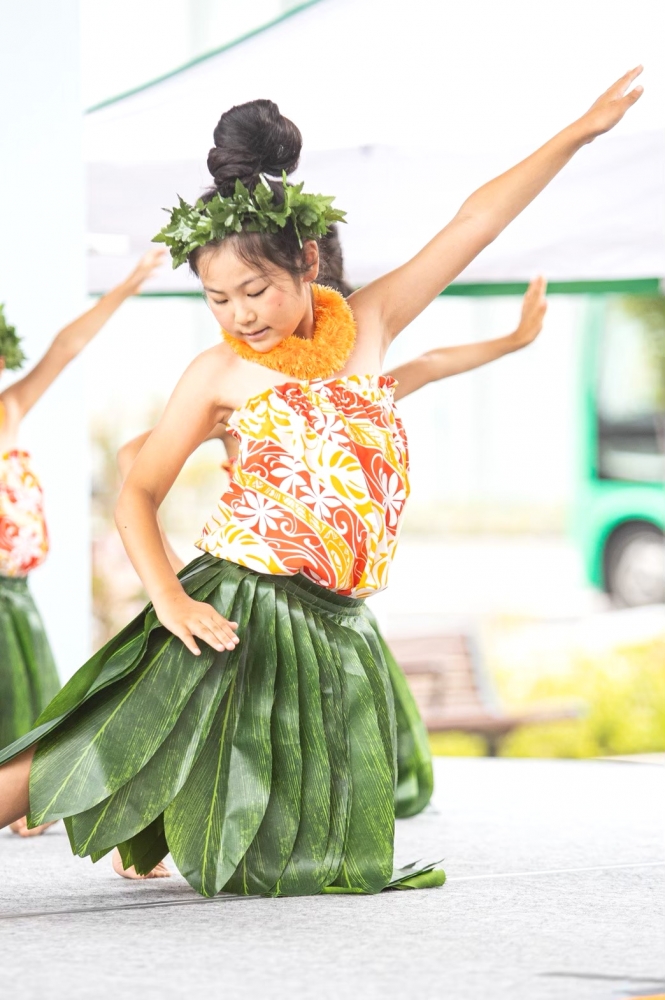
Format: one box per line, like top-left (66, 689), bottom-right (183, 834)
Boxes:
top-left (116, 442), bottom-right (136, 478)
top-left (115, 480), bottom-right (159, 529)
top-left (455, 207), bottom-right (501, 247)
top-left (52, 333), bottom-right (83, 366)
top-left (114, 487), bottom-right (129, 530)
top-left (421, 353), bottom-right (450, 383)
top-left (114, 480), bottom-right (142, 528)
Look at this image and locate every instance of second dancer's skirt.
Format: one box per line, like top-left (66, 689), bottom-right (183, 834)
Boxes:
top-left (0, 574), bottom-right (60, 748)
top-left (0, 555), bottom-right (440, 896)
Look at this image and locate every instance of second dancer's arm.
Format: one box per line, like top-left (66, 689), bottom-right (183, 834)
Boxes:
top-left (389, 277), bottom-right (547, 401)
top-left (0, 249), bottom-right (165, 432)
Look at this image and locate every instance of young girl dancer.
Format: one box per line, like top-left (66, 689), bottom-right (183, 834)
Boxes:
top-left (0, 249), bottom-right (164, 835)
top-left (111, 274), bottom-right (547, 884)
top-left (0, 69), bottom-right (642, 897)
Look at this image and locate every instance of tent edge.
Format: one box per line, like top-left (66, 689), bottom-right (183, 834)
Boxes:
top-left (85, 0), bottom-right (328, 115)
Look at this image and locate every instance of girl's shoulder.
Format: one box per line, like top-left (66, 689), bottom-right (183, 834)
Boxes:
top-left (184, 340), bottom-right (245, 385)
top-left (0, 390), bottom-right (20, 438)
top-left (346, 289), bottom-right (384, 347)
top-left (180, 340), bottom-right (274, 414)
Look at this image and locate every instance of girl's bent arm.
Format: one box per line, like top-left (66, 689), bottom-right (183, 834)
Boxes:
top-left (115, 350), bottom-right (239, 655)
top-left (117, 423), bottom-right (232, 575)
top-left (117, 431), bottom-right (152, 481)
top-left (117, 424), bottom-right (230, 478)
top-left (117, 430), bottom-right (186, 574)
top-left (351, 68), bottom-right (642, 348)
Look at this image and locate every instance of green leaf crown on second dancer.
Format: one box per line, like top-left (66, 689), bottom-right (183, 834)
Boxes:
top-left (0, 305), bottom-right (26, 370)
top-left (153, 172), bottom-right (347, 269)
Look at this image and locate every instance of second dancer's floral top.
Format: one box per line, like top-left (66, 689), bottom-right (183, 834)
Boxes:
top-left (197, 375), bottom-right (409, 597)
top-left (0, 450), bottom-right (49, 577)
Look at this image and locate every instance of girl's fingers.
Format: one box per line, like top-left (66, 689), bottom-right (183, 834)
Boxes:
top-left (518, 279), bottom-right (547, 340)
top-left (164, 598), bottom-right (240, 656)
top-left (206, 610), bottom-right (239, 636)
top-left (624, 85), bottom-right (644, 106)
top-left (220, 623), bottom-right (240, 642)
top-left (208, 621), bottom-right (239, 651)
top-left (142, 247), bottom-right (167, 263)
top-left (523, 277), bottom-right (546, 313)
top-left (197, 618), bottom-right (239, 651)
top-left (177, 629), bottom-right (201, 656)
top-left (621, 65), bottom-right (643, 90)
top-left (610, 66), bottom-right (642, 98)
top-left (196, 623), bottom-right (228, 652)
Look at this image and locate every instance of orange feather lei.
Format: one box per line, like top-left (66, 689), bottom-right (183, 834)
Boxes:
top-left (221, 284), bottom-right (356, 380)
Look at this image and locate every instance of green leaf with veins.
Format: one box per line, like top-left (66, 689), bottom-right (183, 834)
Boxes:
top-left (0, 304), bottom-right (27, 370)
top-left (153, 171), bottom-right (346, 268)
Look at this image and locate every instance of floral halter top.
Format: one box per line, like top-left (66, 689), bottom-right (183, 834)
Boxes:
top-left (197, 375), bottom-right (409, 598)
top-left (0, 448), bottom-right (49, 577)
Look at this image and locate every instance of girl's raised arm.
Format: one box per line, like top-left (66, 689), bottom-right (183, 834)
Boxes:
top-left (352, 68), bottom-right (643, 348)
top-left (389, 277), bottom-right (547, 400)
top-left (0, 249), bottom-right (164, 422)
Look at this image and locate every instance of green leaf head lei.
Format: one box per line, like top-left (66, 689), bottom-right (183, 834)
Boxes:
top-left (153, 172), bottom-right (347, 269)
top-left (0, 304), bottom-right (27, 371)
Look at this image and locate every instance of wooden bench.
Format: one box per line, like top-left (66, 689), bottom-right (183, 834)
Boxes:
top-left (387, 632), bottom-right (583, 757)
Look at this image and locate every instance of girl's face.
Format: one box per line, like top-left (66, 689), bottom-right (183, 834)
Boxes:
top-left (198, 241), bottom-right (319, 354)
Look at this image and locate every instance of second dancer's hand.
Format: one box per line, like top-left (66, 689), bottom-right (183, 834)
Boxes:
top-left (153, 589), bottom-right (239, 655)
top-left (507, 276), bottom-right (548, 350)
top-left (120, 247), bottom-right (167, 296)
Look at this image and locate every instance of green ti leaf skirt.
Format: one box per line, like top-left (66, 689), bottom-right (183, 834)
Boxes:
top-left (0, 555), bottom-right (443, 897)
top-left (0, 574), bottom-right (60, 747)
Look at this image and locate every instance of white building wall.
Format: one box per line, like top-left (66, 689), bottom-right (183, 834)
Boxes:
top-left (0, 1), bottom-right (89, 678)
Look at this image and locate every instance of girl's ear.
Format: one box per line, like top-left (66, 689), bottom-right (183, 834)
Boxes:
top-left (303, 240), bottom-right (320, 283)
top-left (0, 358), bottom-right (5, 377)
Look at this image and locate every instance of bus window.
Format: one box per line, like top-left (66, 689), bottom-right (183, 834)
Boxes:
top-left (597, 297), bottom-right (665, 483)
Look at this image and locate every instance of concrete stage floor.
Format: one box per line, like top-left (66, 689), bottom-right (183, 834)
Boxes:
top-left (1, 757), bottom-right (663, 1000)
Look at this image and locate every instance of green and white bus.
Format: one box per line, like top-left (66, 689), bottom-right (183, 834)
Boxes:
top-left (574, 294), bottom-right (665, 606)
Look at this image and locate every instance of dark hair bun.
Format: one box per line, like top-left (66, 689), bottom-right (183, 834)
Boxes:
top-left (207, 99), bottom-right (302, 195)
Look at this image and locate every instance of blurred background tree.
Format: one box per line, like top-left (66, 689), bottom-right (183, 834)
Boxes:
top-left (624, 297), bottom-right (665, 408)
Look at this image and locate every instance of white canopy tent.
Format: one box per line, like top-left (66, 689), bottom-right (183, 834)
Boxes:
top-left (85, 0), bottom-right (665, 295)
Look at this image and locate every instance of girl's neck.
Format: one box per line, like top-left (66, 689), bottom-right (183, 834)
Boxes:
top-left (291, 285), bottom-right (316, 341)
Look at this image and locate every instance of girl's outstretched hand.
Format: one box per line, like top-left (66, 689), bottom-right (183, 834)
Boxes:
top-left (509, 276), bottom-right (548, 350)
top-left (578, 66), bottom-right (644, 142)
top-left (153, 589), bottom-right (239, 656)
top-left (121, 247), bottom-right (167, 296)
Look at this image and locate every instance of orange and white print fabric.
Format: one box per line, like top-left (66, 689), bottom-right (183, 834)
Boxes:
top-left (197, 375), bottom-right (409, 598)
top-left (0, 450), bottom-right (49, 577)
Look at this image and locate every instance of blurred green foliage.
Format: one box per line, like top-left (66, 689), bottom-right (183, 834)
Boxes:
top-left (623, 296), bottom-right (665, 408)
top-left (429, 636), bottom-right (665, 758)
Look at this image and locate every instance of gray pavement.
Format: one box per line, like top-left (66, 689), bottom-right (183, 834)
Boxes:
top-left (1, 757), bottom-right (663, 1000)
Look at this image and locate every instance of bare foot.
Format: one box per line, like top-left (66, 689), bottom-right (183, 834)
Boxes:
top-left (111, 847), bottom-right (171, 880)
top-left (9, 816), bottom-right (57, 837)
